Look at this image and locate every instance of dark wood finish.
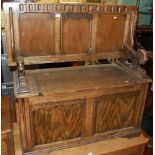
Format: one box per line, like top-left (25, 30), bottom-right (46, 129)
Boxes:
top-left (1, 96), bottom-right (14, 155)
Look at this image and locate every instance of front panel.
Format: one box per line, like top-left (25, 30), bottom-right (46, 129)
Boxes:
top-left (30, 99), bottom-right (86, 145)
top-left (94, 91), bottom-right (140, 134)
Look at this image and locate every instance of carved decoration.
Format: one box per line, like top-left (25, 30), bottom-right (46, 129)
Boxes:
top-left (18, 3), bottom-right (134, 14)
top-left (16, 56), bottom-right (29, 94)
top-left (61, 13), bottom-right (93, 20)
top-left (30, 99), bottom-right (86, 111)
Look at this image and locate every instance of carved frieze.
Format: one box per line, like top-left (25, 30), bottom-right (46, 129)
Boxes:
top-left (18, 3), bottom-right (131, 14)
top-left (61, 13), bottom-right (93, 20)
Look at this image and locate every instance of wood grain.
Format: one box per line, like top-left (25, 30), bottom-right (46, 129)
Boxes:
top-left (61, 15), bottom-right (90, 54)
top-left (19, 13), bottom-right (55, 56)
top-left (28, 134), bottom-right (147, 155)
top-left (3, 3), bottom-right (150, 154)
top-left (94, 92), bottom-right (140, 134)
top-left (96, 14), bottom-right (126, 52)
top-left (25, 64), bottom-right (144, 97)
top-left (2, 96), bottom-right (11, 134)
top-left (30, 99), bottom-right (86, 145)
top-left (13, 123), bottom-right (23, 155)
top-left (84, 98), bottom-right (94, 136)
top-left (12, 122), bottom-right (148, 155)
top-left (17, 99), bottom-right (32, 152)
top-left (1, 96), bottom-right (14, 155)
top-left (3, 3), bottom-right (138, 66)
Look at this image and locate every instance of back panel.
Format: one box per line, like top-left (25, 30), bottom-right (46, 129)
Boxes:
top-left (3, 3), bottom-right (137, 66)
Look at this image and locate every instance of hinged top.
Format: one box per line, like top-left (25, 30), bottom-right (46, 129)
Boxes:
top-left (3, 3), bottom-right (138, 66)
top-left (14, 63), bottom-right (151, 98)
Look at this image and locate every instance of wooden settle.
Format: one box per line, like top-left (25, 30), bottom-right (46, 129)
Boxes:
top-left (3, 2), bottom-right (151, 155)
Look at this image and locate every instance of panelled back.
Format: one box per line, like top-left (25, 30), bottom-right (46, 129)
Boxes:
top-left (3, 3), bottom-right (138, 66)
top-left (95, 14), bottom-right (126, 52)
top-left (61, 13), bottom-right (91, 54)
top-left (19, 13), bottom-right (55, 56)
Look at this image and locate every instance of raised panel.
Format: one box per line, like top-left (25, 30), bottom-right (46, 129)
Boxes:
top-left (95, 14), bottom-right (126, 52)
top-left (19, 13), bottom-right (55, 57)
top-left (61, 13), bottom-right (91, 54)
top-left (94, 92), bottom-right (140, 134)
top-left (30, 99), bottom-right (86, 145)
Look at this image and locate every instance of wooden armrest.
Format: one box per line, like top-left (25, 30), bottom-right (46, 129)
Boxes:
top-left (13, 123), bottom-right (23, 155)
top-left (123, 44), bottom-right (152, 65)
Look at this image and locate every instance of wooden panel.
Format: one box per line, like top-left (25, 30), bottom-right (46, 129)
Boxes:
top-left (95, 14), bottom-right (126, 52)
top-left (30, 99), bottom-right (86, 145)
top-left (19, 13), bottom-right (55, 56)
top-left (94, 91), bottom-right (140, 134)
top-left (61, 13), bottom-right (91, 54)
top-left (4, 3), bottom-right (138, 65)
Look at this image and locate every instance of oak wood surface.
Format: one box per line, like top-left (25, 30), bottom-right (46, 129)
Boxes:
top-left (31, 99), bottom-right (85, 145)
top-left (94, 92), bottom-right (139, 133)
top-left (16, 82), bottom-right (147, 152)
top-left (13, 122), bottom-right (150, 155)
top-left (13, 123), bottom-right (148, 155)
top-left (1, 96), bottom-right (14, 155)
top-left (14, 64), bottom-right (149, 98)
top-left (96, 14), bottom-right (126, 52)
top-left (3, 3), bottom-right (150, 155)
top-left (19, 13), bottom-right (55, 56)
top-left (2, 96), bottom-right (11, 134)
top-left (14, 123), bottom-right (148, 155)
top-left (62, 17), bottom-right (90, 54)
top-left (3, 3), bottom-right (138, 66)
top-left (13, 123), bottom-right (23, 155)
